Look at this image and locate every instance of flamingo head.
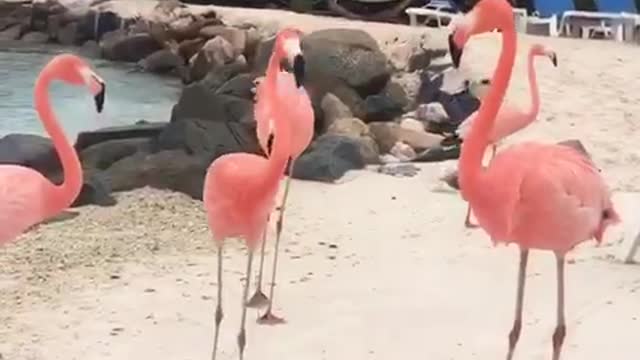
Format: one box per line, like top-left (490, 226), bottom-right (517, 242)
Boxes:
top-left (448, 0), bottom-right (514, 68)
top-left (274, 27), bottom-right (306, 88)
top-left (51, 54), bottom-right (106, 113)
top-left (530, 44), bottom-right (558, 67)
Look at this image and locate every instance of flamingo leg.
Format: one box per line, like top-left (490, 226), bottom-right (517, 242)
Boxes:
top-left (624, 231), bottom-right (640, 264)
top-left (246, 224), bottom-right (269, 308)
top-left (238, 250), bottom-right (255, 360)
top-left (211, 245), bottom-right (224, 360)
top-left (552, 253), bottom-right (567, 360)
top-left (258, 159), bottom-right (294, 325)
top-left (464, 204), bottom-right (479, 228)
top-left (506, 248), bottom-right (529, 360)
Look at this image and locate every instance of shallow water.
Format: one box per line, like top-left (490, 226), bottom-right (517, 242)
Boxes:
top-left (0, 42), bottom-right (181, 141)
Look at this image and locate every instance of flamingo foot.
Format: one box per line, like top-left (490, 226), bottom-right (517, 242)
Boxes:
top-left (257, 310), bottom-right (286, 325)
top-left (246, 289), bottom-right (269, 308)
top-left (464, 219), bottom-right (479, 229)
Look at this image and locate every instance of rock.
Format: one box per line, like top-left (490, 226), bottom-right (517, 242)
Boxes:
top-left (21, 31), bottom-right (49, 43)
top-left (168, 16), bottom-right (221, 42)
top-left (75, 123), bottom-right (168, 152)
top-left (101, 32), bottom-right (163, 62)
top-left (80, 138), bottom-right (151, 170)
top-left (152, 117), bottom-right (259, 162)
top-left (400, 118), bottom-right (425, 132)
top-left (57, 21), bottom-right (79, 46)
top-left (293, 134), bottom-right (365, 182)
top-left (139, 48), bottom-right (183, 73)
top-left (326, 117), bottom-right (379, 164)
top-left (78, 10), bottom-right (122, 42)
top-left (0, 134), bottom-right (61, 176)
top-left (389, 141), bottom-right (416, 162)
top-left (320, 92), bottom-right (352, 131)
top-left (80, 40), bottom-right (101, 58)
top-left (178, 37), bottom-right (205, 61)
top-left (302, 28), bottom-right (390, 95)
top-left (216, 73), bottom-right (257, 100)
top-left (199, 25), bottom-right (247, 56)
top-left (369, 122), bottom-right (444, 153)
top-left (171, 68), bottom-right (253, 123)
top-left (387, 37), bottom-right (436, 72)
top-left (416, 102), bottom-right (449, 123)
top-left (413, 143), bottom-right (461, 162)
top-left (362, 93), bottom-right (404, 122)
top-left (0, 24), bottom-right (22, 40)
top-left (188, 36), bottom-right (236, 82)
top-left (72, 172), bottom-right (116, 207)
top-left (381, 80), bottom-right (409, 111)
top-left (327, 117), bottom-right (368, 138)
top-left (103, 149), bottom-right (209, 200)
top-left (415, 70), bottom-right (481, 126)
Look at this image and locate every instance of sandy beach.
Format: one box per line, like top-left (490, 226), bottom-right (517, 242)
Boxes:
top-left (2, 5), bottom-right (640, 360)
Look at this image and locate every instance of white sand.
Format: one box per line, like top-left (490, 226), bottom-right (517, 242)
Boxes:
top-left (2, 6), bottom-right (640, 360)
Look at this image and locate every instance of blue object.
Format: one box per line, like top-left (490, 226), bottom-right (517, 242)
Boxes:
top-left (533, 0), bottom-right (575, 17)
top-left (595, 0), bottom-right (637, 12)
top-left (424, 0), bottom-right (459, 12)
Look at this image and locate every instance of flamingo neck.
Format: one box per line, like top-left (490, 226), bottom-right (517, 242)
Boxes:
top-left (524, 50), bottom-right (540, 121)
top-left (261, 45), bottom-right (291, 188)
top-left (459, 23), bottom-right (517, 199)
top-left (34, 69), bottom-right (83, 213)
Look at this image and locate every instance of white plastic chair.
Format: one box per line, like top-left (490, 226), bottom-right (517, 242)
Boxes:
top-left (405, 0), bottom-right (460, 28)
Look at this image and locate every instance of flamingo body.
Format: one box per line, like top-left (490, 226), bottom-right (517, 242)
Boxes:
top-left (203, 153), bottom-right (283, 249)
top-left (469, 141), bottom-right (618, 253)
top-left (0, 166), bottom-right (57, 243)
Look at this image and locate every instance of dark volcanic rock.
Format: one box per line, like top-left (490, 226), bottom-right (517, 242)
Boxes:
top-left (293, 134), bottom-right (365, 182)
top-left (103, 149), bottom-right (209, 199)
top-left (0, 134), bottom-right (61, 175)
top-left (153, 118), bottom-right (259, 162)
top-left (75, 123), bottom-right (167, 152)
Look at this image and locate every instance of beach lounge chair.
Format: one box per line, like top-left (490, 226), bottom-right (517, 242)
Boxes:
top-left (405, 0), bottom-right (460, 28)
top-left (558, 0), bottom-right (637, 42)
top-left (525, 0), bottom-right (577, 37)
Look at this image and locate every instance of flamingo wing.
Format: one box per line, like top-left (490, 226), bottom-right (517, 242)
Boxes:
top-left (488, 143), bottom-right (614, 252)
top-left (0, 165), bottom-right (53, 244)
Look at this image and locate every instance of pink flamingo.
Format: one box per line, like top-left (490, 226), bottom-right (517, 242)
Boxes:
top-left (246, 28), bottom-right (314, 325)
top-left (0, 54), bottom-right (105, 245)
top-left (204, 28), bottom-right (309, 360)
top-left (449, 1), bottom-right (619, 359)
top-left (456, 43), bottom-right (558, 228)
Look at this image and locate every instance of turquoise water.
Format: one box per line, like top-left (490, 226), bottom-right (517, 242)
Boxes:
top-left (0, 43), bottom-right (181, 141)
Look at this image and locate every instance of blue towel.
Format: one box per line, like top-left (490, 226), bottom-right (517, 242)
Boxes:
top-left (533, 0), bottom-right (575, 17)
top-left (595, 0), bottom-right (637, 12)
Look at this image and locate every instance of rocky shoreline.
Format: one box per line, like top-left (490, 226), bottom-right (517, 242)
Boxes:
top-left (0, 0), bottom-right (483, 207)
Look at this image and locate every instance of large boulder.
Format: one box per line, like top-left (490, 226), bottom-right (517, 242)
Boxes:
top-left (74, 122), bottom-right (167, 152)
top-left (0, 134), bottom-right (61, 175)
top-left (293, 134), bottom-right (366, 182)
top-left (102, 149), bottom-right (209, 199)
top-left (171, 69), bottom-right (254, 123)
top-left (101, 32), bottom-right (163, 62)
top-left (152, 117), bottom-right (259, 162)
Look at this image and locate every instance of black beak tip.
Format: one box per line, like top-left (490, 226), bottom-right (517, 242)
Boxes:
top-left (551, 54), bottom-right (558, 67)
top-left (448, 33), bottom-right (463, 68)
top-left (293, 54), bottom-right (305, 88)
top-left (94, 83), bottom-right (105, 113)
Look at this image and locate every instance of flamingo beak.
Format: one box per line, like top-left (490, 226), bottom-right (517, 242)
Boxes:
top-left (448, 33), bottom-right (463, 68)
top-left (93, 76), bottom-right (105, 113)
top-left (292, 54), bottom-right (305, 88)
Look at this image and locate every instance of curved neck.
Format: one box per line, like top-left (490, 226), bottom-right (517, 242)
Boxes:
top-left (524, 50), bottom-right (540, 120)
top-left (34, 70), bottom-right (83, 211)
top-left (260, 46), bottom-right (292, 189)
top-left (459, 24), bottom-right (517, 196)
